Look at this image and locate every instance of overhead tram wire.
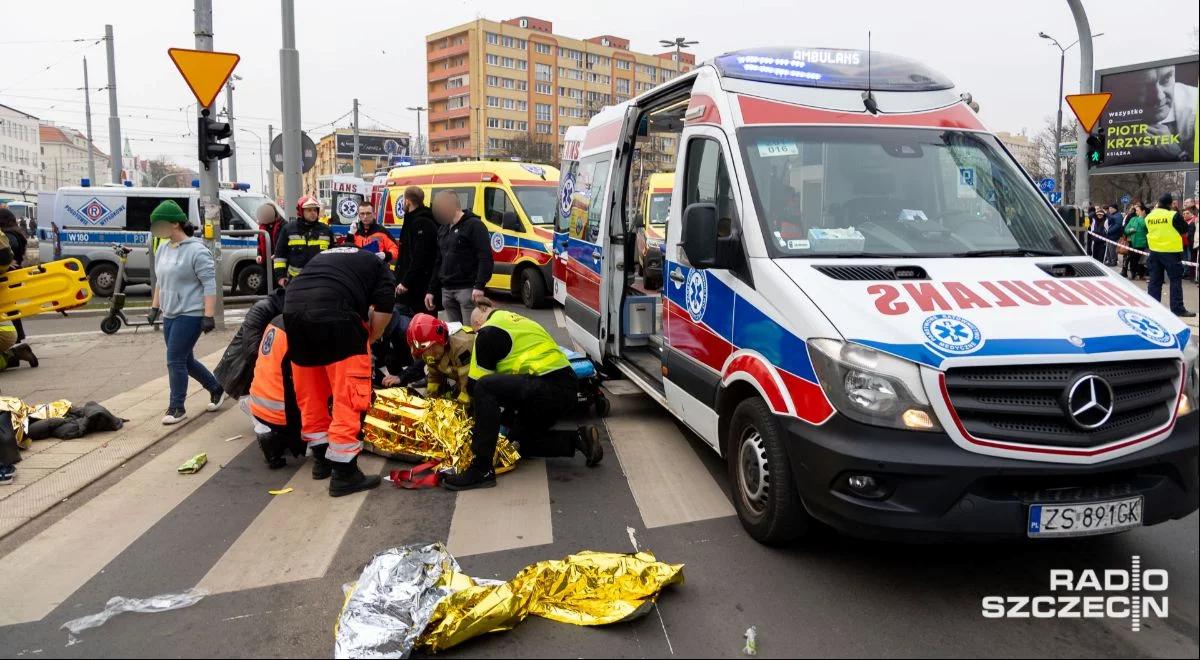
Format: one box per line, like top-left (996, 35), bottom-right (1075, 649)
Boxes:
top-left (0, 38), bottom-right (104, 94)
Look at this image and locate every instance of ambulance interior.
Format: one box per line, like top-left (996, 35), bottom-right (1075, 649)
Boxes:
top-left (618, 88), bottom-right (693, 389)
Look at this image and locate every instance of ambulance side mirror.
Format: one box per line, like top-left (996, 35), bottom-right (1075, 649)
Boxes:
top-left (682, 202), bottom-right (718, 269)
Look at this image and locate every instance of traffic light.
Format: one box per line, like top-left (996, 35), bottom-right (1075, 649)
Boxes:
top-left (1085, 131), bottom-right (1105, 168)
top-left (198, 109), bottom-right (232, 166)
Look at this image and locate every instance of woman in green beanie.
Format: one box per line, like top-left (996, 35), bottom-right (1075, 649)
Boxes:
top-left (147, 200), bottom-right (226, 424)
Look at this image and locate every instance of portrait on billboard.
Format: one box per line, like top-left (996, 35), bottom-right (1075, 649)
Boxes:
top-left (1099, 57), bottom-right (1199, 167)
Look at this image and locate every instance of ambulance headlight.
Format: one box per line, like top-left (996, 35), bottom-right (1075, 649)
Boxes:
top-left (809, 339), bottom-right (941, 432)
top-left (1180, 334), bottom-right (1199, 417)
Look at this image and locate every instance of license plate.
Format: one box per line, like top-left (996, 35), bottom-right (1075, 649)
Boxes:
top-left (1027, 497), bottom-right (1143, 538)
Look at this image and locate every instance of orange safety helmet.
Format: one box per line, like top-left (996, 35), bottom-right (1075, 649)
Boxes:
top-left (407, 313), bottom-right (449, 358)
top-left (296, 195), bottom-right (320, 215)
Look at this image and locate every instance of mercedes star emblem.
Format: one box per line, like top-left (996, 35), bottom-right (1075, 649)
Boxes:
top-left (1064, 374), bottom-right (1115, 430)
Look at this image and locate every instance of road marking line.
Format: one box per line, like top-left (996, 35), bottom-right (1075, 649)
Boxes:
top-left (447, 460), bottom-right (552, 557)
top-left (0, 410), bottom-right (253, 627)
top-left (196, 454), bottom-right (385, 595)
top-left (554, 308), bottom-right (566, 328)
top-left (605, 402), bottom-right (734, 528)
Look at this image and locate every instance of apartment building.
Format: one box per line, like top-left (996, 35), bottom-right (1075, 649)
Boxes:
top-left (425, 16), bottom-right (695, 160)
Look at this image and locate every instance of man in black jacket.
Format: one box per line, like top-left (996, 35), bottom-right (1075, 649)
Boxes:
top-left (425, 190), bottom-right (493, 324)
top-left (395, 186), bottom-right (438, 314)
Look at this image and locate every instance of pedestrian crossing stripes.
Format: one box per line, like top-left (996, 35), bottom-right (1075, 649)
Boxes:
top-left (0, 390), bottom-right (735, 631)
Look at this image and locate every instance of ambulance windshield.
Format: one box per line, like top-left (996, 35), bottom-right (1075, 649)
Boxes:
top-left (648, 194), bottom-right (671, 226)
top-left (739, 126), bottom-right (1082, 258)
top-left (513, 186), bottom-right (557, 225)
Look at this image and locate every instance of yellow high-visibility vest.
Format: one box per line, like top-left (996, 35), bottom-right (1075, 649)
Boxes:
top-left (1145, 208), bottom-right (1183, 253)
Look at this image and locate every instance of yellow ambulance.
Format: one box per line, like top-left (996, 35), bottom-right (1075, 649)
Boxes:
top-left (382, 161), bottom-right (559, 308)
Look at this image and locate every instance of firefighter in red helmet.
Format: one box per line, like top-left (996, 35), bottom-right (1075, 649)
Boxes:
top-left (407, 313), bottom-right (476, 403)
top-left (273, 194), bottom-right (333, 287)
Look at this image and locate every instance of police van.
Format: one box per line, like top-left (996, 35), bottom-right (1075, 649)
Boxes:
top-left (557, 46), bottom-right (1199, 543)
top-left (39, 183), bottom-right (280, 297)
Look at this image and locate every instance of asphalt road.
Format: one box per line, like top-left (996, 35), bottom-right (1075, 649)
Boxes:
top-left (2, 305), bottom-right (1197, 659)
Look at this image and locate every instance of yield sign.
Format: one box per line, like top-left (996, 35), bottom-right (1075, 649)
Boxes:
top-left (1065, 92), bottom-right (1112, 134)
top-left (167, 48), bottom-right (240, 108)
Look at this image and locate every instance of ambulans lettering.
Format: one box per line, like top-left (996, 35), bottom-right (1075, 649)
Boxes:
top-left (870, 280), bottom-right (1149, 315)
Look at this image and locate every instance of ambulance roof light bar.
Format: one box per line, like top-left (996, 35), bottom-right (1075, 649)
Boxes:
top-left (713, 47), bottom-right (954, 92)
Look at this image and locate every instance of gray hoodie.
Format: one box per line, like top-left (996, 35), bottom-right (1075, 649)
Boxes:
top-left (155, 237), bottom-right (217, 319)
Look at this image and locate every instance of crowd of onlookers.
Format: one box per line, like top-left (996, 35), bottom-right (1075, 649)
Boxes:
top-left (1084, 196), bottom-right (1197, 282)
top-left (1078, 194), bottom-right (1197, 318)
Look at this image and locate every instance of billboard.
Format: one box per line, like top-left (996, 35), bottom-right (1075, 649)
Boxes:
top-left (1096, 55), bottom-right (1198, 169)
top-left (335, 133), bottom-right (410, 158)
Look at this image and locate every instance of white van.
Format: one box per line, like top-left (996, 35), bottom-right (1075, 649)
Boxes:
top-left (555, 47), bottom-right (1199, 543)
top-left (38, 184), bottom-right (282, 297)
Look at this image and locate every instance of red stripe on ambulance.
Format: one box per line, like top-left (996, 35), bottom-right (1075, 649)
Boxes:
top-left (868, 280), bottom-right (1149, 315)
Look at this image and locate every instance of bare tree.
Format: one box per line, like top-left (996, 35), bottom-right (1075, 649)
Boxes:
top-left (496, 131), bottom-right (556, 163)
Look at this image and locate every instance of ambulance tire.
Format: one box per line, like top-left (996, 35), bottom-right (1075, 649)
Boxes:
top-left (728, 398), bottom-right (808, 544)
top-left (517, 268), bottom-right (547, 309)
top-left (88, 262), bottom-right (119, 298)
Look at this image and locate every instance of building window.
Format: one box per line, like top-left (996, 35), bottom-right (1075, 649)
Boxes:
top-left (486, 32), bottom-right (527, 50)
top-left (536, 122), bottom-right (551, 135)
top-left (536, 103), bottom-right (551, 122)
top-left (446, 75), bottom-right (467, 89)
top-left (535, 63), bottom-right (552, 82)
top-left (446, 95), bottom-right (468, 109)
top-left (535, 82), bottom-right (552, 95)
top-left (534, 42), bottom-right (552, 55)
top-left (615, 60), bottom-right (632, 71)
top-left (616, 78), bottom-right (630, 94)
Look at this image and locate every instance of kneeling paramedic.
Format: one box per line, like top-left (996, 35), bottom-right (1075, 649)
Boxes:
top-left (283, 247), bottom-right (396, 497)
top-left (406, 313), bottom-right (475, 402)
top-left (246, 314), bottom-right (306, 469)
top-left (442, 299), bottom-right (603, 491)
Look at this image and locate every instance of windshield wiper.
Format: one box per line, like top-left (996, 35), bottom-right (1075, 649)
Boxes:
top-left (954, 248), bottom-right (1064, 258)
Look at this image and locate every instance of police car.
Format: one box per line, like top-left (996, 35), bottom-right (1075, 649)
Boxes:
top-left (555, 46), bottom-right (1199, 543)
top-left (40, 182), bottom-right (280, 297)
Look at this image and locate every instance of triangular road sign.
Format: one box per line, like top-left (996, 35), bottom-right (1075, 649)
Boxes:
top-left (1065, 92), bottom-right (1112, 134)
top-left (167, 48), bottom-right (240, 108)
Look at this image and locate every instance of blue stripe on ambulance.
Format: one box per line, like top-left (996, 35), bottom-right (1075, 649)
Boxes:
top-left (852, 327), bottom-right (1192, 370)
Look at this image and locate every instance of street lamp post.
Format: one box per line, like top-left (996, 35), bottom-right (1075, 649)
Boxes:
top-left (407, 105), bottom-right (426, 158)
top-left (1038, 29), bottom-right (1102, 204)
top-left (658, 37), bottom-right (698, 76)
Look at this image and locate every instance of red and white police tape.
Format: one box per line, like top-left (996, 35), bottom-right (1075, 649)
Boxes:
top-left (1085, 229), bottom-right (1199, 268)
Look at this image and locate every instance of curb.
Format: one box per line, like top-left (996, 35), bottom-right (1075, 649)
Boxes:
top-left (0, 349), bottom-right (231, 541)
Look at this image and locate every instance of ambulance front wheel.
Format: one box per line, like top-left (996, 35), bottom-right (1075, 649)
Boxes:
top-left (727, 398), bottom-right (809, 544)
top-left (517, 268), bottom-right (547, 309)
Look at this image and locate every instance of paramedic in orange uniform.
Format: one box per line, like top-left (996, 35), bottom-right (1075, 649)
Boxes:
top-left (246, 315), bottom-right (305, 469)
top-left (283, 247), bottom-right (395, 497)
top-left (352, 202), bottom-right (399, 263)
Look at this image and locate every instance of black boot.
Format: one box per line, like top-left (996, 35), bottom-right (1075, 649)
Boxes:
top-left (441, 464), bottom-right (496, 491)
top-left (575, 424), bottom-right (604, 467)
top-left (310, 444), bottom-right (333, 480)
top-left (257, 432), bottom-right (287, 470)
top-left (329, 456), bottom-right (381, 497)
top-left (11, 343), bottom-right (38, 368)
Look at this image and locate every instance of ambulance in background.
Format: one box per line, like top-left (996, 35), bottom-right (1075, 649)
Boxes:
top-left (560, 46), bottom-right (1198, 544)
top-left (633, 171), bottom-right (673, 290)
top-left (553, 128), bottom-right (586, 305)
top-left (384, 160), bottom-right (559, 308)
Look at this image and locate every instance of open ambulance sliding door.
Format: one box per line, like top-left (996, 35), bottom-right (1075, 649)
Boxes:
top-left (561, 108), bottom-right (638, 362)
top-left (553, 129), bottom-right (585, 306)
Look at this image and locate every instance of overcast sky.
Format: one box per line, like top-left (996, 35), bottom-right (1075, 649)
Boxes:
top-left (2, 0), bottom-right (1196, 192)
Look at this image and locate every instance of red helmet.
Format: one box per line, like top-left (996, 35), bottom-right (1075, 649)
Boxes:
top-left (296, 195), bottom-right (320, 215)
top-left (407, 313), bottom-right (449, 358)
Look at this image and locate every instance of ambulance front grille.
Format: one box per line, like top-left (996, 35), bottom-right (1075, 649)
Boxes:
top-left (944, 359), bottom-right (1180, 449)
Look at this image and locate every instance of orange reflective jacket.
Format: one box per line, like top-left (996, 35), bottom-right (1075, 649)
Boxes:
top-left (249, 317), bottom-right (290, 426)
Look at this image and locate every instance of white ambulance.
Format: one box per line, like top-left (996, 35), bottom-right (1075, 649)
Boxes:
top-left (555, 47), bottom-right (1199, 543)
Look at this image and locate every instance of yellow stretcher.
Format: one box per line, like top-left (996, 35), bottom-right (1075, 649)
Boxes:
top-left (0, 259), bottom-right (93, 321)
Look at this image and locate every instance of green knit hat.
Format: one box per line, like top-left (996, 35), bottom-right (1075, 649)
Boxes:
top-left (150, 200), bottom-right (187, 224)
